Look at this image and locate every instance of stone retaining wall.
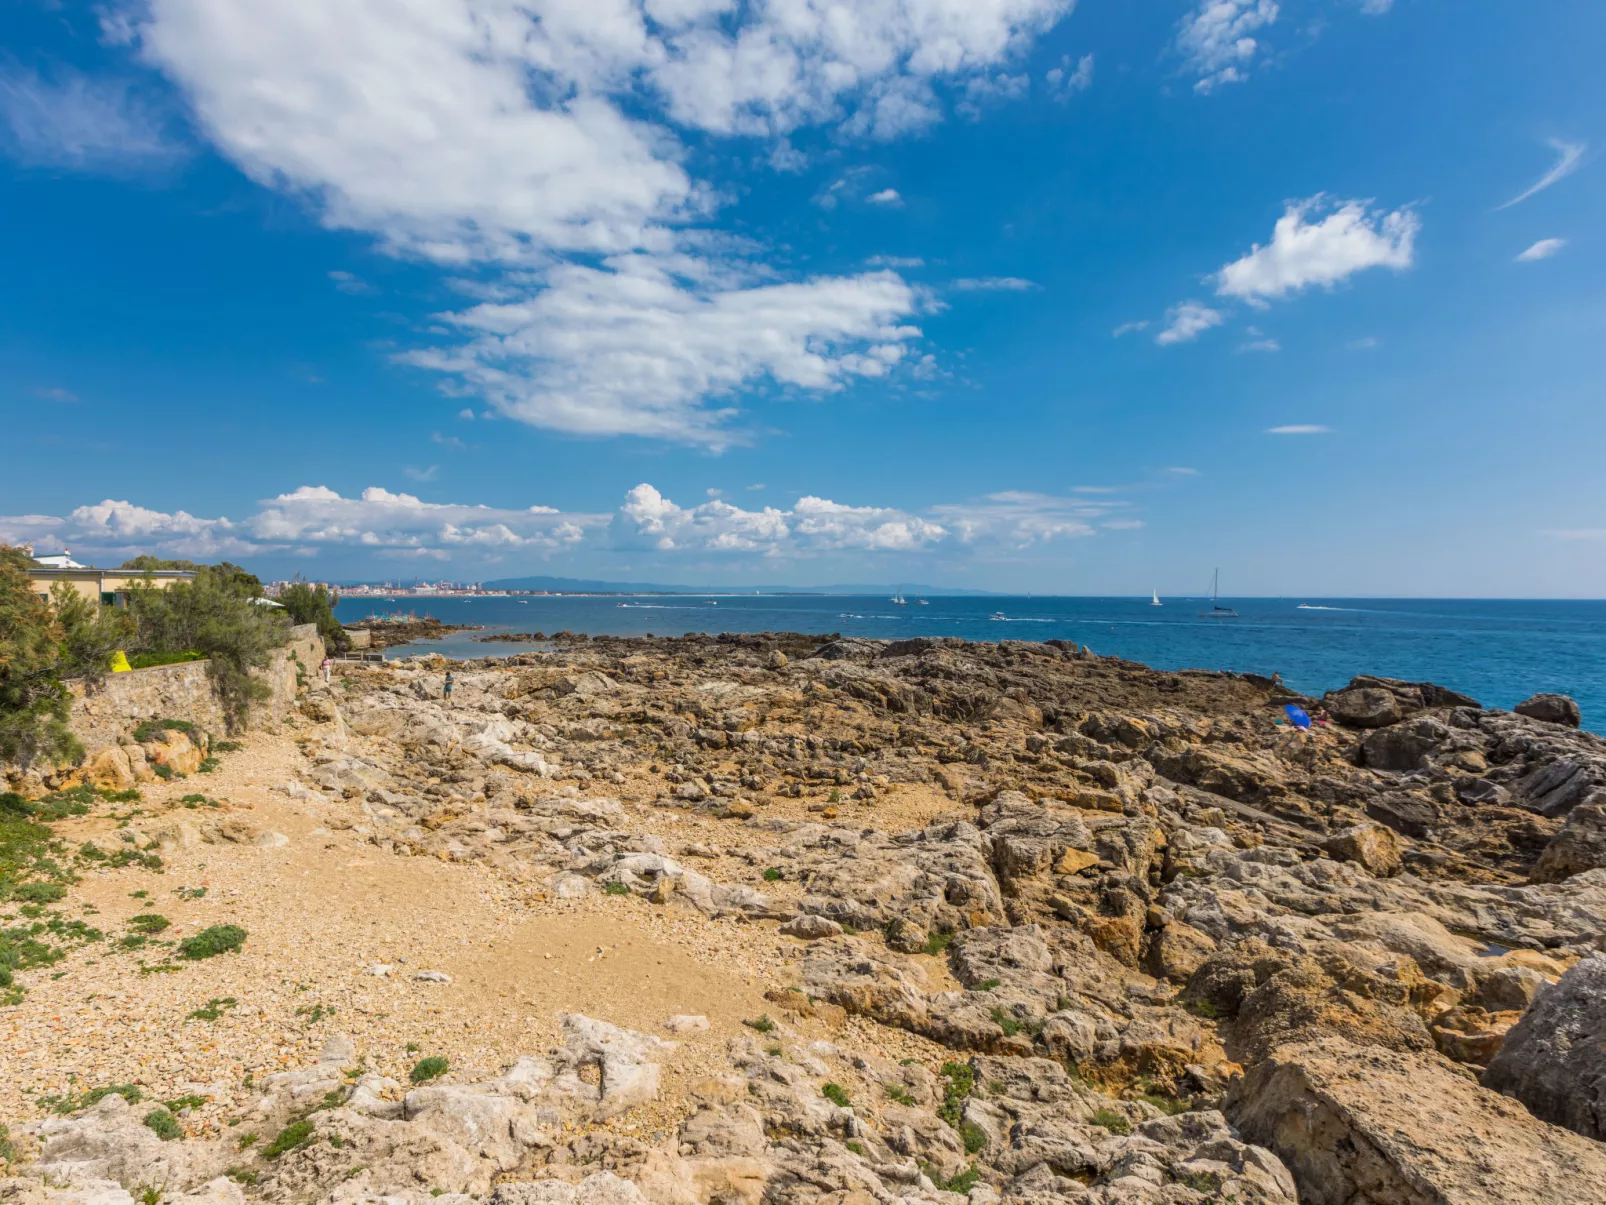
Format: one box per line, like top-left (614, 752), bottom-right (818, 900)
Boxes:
top-left (64, 623), bottom-right (326, 757)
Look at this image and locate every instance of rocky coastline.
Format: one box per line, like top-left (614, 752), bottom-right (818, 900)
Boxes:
top-left (6, 631), bottom-right (1606, 1205)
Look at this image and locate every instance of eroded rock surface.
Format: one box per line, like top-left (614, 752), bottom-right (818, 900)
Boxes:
top-left (9, 635), bottom-right (1606, 1205)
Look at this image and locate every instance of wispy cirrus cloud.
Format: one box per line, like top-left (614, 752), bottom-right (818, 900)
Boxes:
top-left (1497, 139), bottom-right (1587, 210)
top-left (1516, 238), bottom-right (1566, 262)
top-left (952, 276), bottom-right (1038, 292)
top-left (1266, 424), bottom-right (1332, 435)
top-left (0, 64), bottom-right (184, 172)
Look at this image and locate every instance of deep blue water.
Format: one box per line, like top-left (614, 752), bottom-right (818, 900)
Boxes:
top-left (333, 595), bottom-right (1606, 734)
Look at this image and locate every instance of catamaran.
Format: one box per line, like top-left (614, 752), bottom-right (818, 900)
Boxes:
top-left (1198, 569), bottom-right (1238, 618)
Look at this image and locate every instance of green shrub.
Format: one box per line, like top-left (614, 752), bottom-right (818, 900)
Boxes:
top-left (275, 580), bottom-right (348, 653)
top-left (13, 882), bottom-right (66, 904)
top-left (969, 978), bottom-right (1001, 992)
top-left (761, 867), bottom-right (783, 881)
top-left (129, 913), bottom-right (170, 935)
top-left (132, 718), bottom-right (196, 743)
top-left (844, 1140), bottom-right (866, 1157)
top-left (922, 929), bottom-right (953, 956)
top-left (189, 997), bottom-right (238, 1022)
top-left (177, 924), bottom-right (246, 960)
top-left (38, 1083), bottom-right (142, 1114)
top-left (602, 881), bottom-right (631, 896)
top-left (263, 1119), bottom-right (315, 1158)
top-left (960, 1120), bottom-right (988, 1154)
top-left (163, 1094), bottom-right (206, 1113)
top-left (1091, 1107), bottom-right (1131, 1135)
top-left (125, 565), bottom-right (285, 731)
top-left (821, 1083), bottom-right (851, 1108)
top-left (742, 1015), bottom-right (775, 1034)
top-left (989, 1006), bottom-right (1024, 1038)
top-left (920, 1163), bottom-right (980, 1194)
top-left (409, 1056), bottom-right (449, 1084)
top-left (0, 1122), bottom-right (16, 1164)
top-left (127, 651), bottom-right (207, 670)
top-left (151, 764), bottom-right (174, 780)
top-left (937, 1061), bottom-right (975, 1128)
top-left (884, 1084), bottom-right (915, 1106)
top-left (143, 1109), bottom-right (181, 1140)
top-left (224, 1167), bottom-right (259, 1187)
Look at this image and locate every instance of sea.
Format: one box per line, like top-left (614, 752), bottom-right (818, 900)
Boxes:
top-left (332, 595), bottom-right (1606, 735)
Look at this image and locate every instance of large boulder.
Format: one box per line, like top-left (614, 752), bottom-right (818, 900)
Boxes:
top-left (1325, 687), bottom-right (1403, 729)
top-left (1515, 693), bottom-right (1582, 728)
top-left (1359, 716), bottom-right (1450, 772)
top-left (1531, 798), bottom-right (1606, 884)
top-left (1484, 955), bottom-right (1606, 1140)
top-left (1229, 1038), bottom-right (1606, 1205)
top-left (1320, 821), bottom-right (1403, 877)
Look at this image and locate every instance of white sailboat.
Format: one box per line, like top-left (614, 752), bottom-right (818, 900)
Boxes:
top-left (1198, 569), bottom-right (1238, 618)
top-left (890, 590), bottom-right (908, 606)
top-left (1150, 590), bottom-right (1163, 607)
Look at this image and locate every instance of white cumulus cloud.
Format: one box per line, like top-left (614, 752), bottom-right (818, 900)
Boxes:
top-left (124, 0), bottom-right (1076, 443)
top-left (1216, 196), bottom-right (1418, 305)
top-left (1177, 0), bottom-right (1279, 93)
top-left (1155, 301), bottom-right (1225, 345)
top-left (404, 261), bottom-right (922, 447)
top-left (5, 476), bottom-right (1138, 568)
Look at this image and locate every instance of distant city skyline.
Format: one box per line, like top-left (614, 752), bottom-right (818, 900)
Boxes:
top-left (2, 2), bottom-right (1603, 597)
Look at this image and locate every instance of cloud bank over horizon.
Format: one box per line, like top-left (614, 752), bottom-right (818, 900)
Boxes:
top-left (0, 478), bottom-right (1134, 576)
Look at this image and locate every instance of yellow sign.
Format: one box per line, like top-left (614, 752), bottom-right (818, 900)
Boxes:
top-left (110, 650), bottom-right (132, 673)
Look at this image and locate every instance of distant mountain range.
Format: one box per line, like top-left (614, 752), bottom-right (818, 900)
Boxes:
top-left (477, 574), bottom-right (998, 596)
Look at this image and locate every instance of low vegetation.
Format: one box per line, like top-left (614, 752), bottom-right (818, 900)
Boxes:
top-left (409, 1056), bottom-right (449, 1084)
top-left (176, 924), bottom-right (247, 960)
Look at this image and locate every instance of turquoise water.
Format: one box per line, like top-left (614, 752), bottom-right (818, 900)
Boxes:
top-left (333, 595), bottom-right (1606, 734)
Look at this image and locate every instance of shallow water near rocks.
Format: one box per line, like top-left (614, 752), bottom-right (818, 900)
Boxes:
top-left (337, 594), bottom-right (1606, 732)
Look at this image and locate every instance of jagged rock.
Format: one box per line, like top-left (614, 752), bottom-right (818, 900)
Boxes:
top-left (31, 1094), bottom-right (222, 1190)
top-left (1360, 716), bottom-right (1449, 771)
top-left (1484, 955), bottom-right (1606, 1140)
top-left (490, 1174), bottom-right (644, 1205)
top-left (1319, 821), bottom-right (1402, 877)
top-left (1143, 918), bottom-right (1218, 982)
top-left (778, 913), bottom-right (843, 940)
top-left (1324, 687), bottom-right (1403, 728)
top-left (1230, 1037), bottom-right (1606, 1205)
top-left (84, 746), bottom-right (137, 793)
top-left (1531, 798), bottom-right (1606, 883)
top-left (1515, 693), bottom-right (1582, 728)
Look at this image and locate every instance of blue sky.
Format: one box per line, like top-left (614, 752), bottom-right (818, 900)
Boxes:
top-left (1, 0), bottom-right (1602, 595)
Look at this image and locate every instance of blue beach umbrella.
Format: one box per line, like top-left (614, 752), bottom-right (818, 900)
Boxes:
top-left (1284, 704), bottom-right (1312, 730)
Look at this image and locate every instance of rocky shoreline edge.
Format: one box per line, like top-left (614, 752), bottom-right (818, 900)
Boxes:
top-left (5, 631), bottom-right (1605, 1205)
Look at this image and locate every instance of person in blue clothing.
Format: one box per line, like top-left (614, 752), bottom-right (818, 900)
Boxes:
top-left (444, 670), bottom-right (455, 707)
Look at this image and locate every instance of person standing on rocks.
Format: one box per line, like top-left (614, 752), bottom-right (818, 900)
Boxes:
top-left (321, 656), bottom-right (332, 684)
top-left (444, 670), bottom-right (455, 707)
